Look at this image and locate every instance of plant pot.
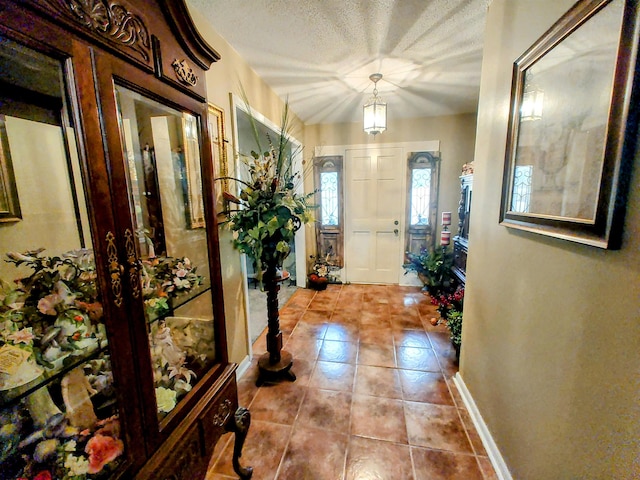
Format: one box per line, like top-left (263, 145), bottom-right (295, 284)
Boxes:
top-left (453, 342), bottom-right (461, 362)
top-left (307, 274), bottom-right (328, 290)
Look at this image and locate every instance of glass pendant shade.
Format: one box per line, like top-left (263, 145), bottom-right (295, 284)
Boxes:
top-left (363, 73), bottom-right (387, 136)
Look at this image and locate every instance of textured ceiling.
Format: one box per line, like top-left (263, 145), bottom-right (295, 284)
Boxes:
top-left (187, 0), bottom-right (490, 125)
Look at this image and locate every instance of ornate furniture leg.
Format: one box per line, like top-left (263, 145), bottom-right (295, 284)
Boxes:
top-left (229, 407), bottom-right (253, 479)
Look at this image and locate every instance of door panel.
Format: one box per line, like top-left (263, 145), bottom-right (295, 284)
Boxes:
top-left (345, 147), bottom-right (404, 284)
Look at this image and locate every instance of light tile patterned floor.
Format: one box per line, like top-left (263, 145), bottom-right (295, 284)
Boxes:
top-left (207, 284), bottom-right (498, 480)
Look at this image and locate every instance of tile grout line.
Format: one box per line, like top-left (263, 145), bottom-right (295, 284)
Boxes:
top-left (224, 285), bottom-right (475, 479)
top-left (272, 287), bottom-right (317, 480)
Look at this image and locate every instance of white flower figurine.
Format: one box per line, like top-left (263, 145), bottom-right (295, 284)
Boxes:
top-left (7, 327), bottom-right (34, 345)
top-left (155, 386), bottom-right (177, 413)
top-left (65, 453), bottom-right (90, 476)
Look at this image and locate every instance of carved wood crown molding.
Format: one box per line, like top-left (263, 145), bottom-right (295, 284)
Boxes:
top-left (45, 0), bottom-right (151, 61)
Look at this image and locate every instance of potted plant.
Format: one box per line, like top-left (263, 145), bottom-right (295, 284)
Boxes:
top-left (402, 247), bottom-right (454, 296)
top-left (308, 251), bottom-right (340, 290)
top-left (220, 101), bottom-right (314, 283)
top-left (219, 99), bottom-right (315, 384)
top-left (431, 287), bottom-right (464, 359)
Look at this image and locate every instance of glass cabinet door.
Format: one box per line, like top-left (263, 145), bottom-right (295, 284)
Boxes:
top-left (0, 39), bottom-right (125, 478)
top-left (114, 86), bottom-right (217, 421)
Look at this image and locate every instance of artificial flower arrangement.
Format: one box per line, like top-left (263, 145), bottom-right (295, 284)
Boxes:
top-left (140, 255), bottom-right (204, 415)
top-left (219, 100), bottom-right (315, 283)
top-left (307, 251), bottom-right (339, 290)
top-left (140, 255), bottom-right (203, 319)
top-left (0, 248), bottom-right (105, 389)
top-left (0, 247), bottom-right (204, 477)
top-left (149, 319), bottom-right (198, 416)
top-left (0, 249), bottom-right (124, 479)
top-left (0, 365), bottom-right (124, 480)
top-left (11, 414), bottom-right (125, 480)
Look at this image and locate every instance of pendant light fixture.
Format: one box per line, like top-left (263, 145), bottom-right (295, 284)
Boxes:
top-left (363, 73), bottom-right (387, 136)
top-left (521, 77), bottom-right (544, 122)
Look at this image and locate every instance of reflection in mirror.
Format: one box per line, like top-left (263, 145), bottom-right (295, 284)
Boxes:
top-left (0, 38), bottom-right (124, 478)
top-left (114, 86), bottom-right (217, 420)
top-left (511, 0), bottom-right (622, 221)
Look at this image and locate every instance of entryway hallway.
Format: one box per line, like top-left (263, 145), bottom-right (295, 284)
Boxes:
top-left (207, 284), bottom-right (498, 480)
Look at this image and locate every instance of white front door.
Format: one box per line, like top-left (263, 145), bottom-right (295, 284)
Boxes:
top-left (345, 147), bottom-right (405, 284)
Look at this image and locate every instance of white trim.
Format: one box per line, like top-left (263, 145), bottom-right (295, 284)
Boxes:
top-left (235, 354), bottom-right (252, 380)
top-left (453, 373), bottom-right (513, 480)
top-left (315, 141), bottom-right (440, 158)
top-left (228, 93), bottom-right (254, 359)
top-left (399, 271), bottom-right (423, 287)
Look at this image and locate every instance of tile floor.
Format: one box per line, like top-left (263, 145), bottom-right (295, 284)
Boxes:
top-left (207, 284), bottom-right (498, 480)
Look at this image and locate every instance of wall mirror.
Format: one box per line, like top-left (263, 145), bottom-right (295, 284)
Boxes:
top-left (500, 0), bottom-right (639, 249)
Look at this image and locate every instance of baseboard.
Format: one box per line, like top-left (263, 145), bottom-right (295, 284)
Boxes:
top-left (236, 355), bottom-right (252, 380)
top-left (453, 373), bottom-right (513, 480)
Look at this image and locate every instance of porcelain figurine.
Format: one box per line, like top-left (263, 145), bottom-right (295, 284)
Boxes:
top-left (61, 367), bottom-right (98, 430)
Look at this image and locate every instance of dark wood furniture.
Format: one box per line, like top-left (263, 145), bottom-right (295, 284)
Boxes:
top-left (452, 174), bottom-right (473, 286)
top-left (256, 268), bottom-right (296, 387)
top-left (0, 1), bottom-right (251, 479)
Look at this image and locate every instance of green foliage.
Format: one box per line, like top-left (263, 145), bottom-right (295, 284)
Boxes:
top-left (0, 248), bottom-right (99, 335)
top-left (219, 97), bottom-right (315, 281)
top-left (402, 247), bottom-right (454, 295)
top-left (446, 309), bottom-right (463, 348)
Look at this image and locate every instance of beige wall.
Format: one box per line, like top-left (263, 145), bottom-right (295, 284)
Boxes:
top-left (304, 114), bottom-right (477, 254)
top-left (0, 117), bottom-right (89, 280)
top-left (462, 1), bottom-right (640, 478)
top-left (187, 3), bottom-right (305, 364)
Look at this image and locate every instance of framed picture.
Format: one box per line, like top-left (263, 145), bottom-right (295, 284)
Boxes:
top-left (500, 0), bottom-right (639, 249)
top-left (207, 103), bottom-right (229, 214)
top-left (0, 115), bottom-right (22, 223)
top-left (181, 113), bottom-right (205, 229)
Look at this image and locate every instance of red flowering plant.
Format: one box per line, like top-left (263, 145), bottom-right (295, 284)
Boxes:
top-left (431, 287), bottom-right (464, 352)
top-left (431, 287), bottom-right (464, 319)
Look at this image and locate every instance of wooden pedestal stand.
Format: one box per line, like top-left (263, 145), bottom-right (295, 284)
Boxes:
top-left (256, 267), bottom-right (296, 387)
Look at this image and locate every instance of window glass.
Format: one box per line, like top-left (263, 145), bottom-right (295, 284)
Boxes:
top-left (320, 171), bottom-right (339, 226)
top-left (115, 85), bottom-right (217, 421)
top-left (0, 38), bottom-right (125, 478)
top-left (410, 167), bottom-right (431, 225)
top-left (512, 165), bottom-right (533, 213)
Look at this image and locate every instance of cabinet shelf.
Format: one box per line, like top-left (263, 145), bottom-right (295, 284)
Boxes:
top-left (147, 282), bottom-right (212, 325)
top-left (0, 342), bottom-right (109, 409)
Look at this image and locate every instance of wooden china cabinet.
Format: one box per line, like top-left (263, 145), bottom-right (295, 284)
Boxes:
top-left (0, 1), bottom-right (252, 479)
top-left (452, 173), bottom-right (473, 286)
